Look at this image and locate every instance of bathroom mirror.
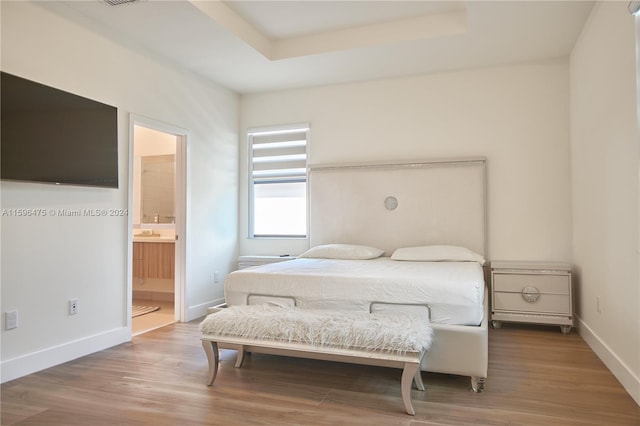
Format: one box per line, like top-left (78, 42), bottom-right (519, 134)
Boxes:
top-left (140, 154), bottom-right (175, 224)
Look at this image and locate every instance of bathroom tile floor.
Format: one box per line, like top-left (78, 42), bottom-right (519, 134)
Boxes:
top-left (132, 299), bottom-right (175, 335)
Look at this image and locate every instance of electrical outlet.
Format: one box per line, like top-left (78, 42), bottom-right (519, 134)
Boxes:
top-left (596, 296), bottom-right (601, 314)
top-left (5, 310), bottom-right (18, 330)
top-left (69, 299), bottom-right (79, 315)
top-left (214, 271), bottom-right (220, 284)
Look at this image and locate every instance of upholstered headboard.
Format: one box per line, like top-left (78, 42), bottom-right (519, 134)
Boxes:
top-left (308, 157), bottom-right (487, 257)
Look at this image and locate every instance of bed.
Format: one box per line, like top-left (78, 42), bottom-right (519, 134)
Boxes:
top-left (226, 157), bottom-right (489, 391)
top-left (225, 256), bottom-right (485, 326)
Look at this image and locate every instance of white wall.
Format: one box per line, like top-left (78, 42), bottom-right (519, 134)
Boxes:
top-left (570, 2), bottom-right (639, 404)
top-left (0, 2), bottom-right (238, 382)
top-left (240, 60), bottom-right (572, 262)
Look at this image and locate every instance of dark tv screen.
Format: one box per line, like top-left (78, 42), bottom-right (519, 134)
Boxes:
top-left (1, 72), bottom-right (118, 188)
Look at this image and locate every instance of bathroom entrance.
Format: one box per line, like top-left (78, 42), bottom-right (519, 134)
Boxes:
top-left (129, 117), bottom-right (186, 335)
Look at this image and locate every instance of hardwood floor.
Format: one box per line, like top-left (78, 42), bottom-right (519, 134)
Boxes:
top-left (2, 322), bottom-right (638, 425)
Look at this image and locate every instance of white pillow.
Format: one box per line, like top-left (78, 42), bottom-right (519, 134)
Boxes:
top-left (391, 245), bottom-right (485, 265)
top-left (298, 244), bottom-right (384, 260)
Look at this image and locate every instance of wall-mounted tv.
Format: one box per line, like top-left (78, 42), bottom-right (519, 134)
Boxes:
top-left (1, 72), bottom-right (118, 188)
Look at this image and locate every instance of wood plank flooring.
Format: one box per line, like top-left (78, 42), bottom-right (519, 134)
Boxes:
top-left (2, 321), bottom-right (638, 425)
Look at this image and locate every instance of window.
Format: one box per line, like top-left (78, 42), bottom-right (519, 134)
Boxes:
top-left (248, 123), bottom-right (309, 238)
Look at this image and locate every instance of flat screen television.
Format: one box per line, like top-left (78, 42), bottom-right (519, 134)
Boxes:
top-left (1, 71), bottom-right (118, 188)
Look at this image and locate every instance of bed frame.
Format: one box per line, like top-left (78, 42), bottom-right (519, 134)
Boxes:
top-left (307, 157), bottom-right (489, 391)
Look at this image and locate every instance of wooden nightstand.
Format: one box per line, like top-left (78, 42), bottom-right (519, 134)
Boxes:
top-left (237, 255), bottom-right (296, 270)
top-left (490, 261), bottom-right (573, 334)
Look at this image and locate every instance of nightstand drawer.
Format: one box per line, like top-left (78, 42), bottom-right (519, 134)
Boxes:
top-left (493, 292), bottom-right (570, 315)
top-left (493, 273), bottom-right (569, 294)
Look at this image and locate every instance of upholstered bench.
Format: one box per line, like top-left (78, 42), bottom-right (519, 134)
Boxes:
top-left (199, 305), bottom-right (433, 415)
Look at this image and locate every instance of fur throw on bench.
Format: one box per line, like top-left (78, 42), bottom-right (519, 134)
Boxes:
top-left (199, 305), bottom-right (433, 354)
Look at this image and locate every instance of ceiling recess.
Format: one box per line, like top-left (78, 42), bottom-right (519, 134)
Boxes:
top-left (103, 0), bottom-right (139, 6)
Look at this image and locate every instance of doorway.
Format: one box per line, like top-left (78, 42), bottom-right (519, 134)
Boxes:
top-left (128, 115), bottom-right (187, 335)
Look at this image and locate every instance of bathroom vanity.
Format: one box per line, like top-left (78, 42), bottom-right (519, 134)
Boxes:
top-left (133, 239), bottom-right (175, 279)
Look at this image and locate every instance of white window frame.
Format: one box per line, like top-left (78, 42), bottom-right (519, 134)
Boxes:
top-left (248, 123), bottom-right (310, 239)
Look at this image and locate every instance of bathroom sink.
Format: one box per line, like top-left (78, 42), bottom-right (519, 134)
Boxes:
top-left (133, 233), bottom-right (175, 243)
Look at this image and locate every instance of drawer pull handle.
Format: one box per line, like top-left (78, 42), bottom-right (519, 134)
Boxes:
top-left (521, 286), bottom-right (540, 303)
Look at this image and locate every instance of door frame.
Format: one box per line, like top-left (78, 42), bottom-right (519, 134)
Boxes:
top-left (127, 114), bottom-right (188, 326)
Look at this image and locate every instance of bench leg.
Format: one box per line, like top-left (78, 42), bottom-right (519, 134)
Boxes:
top-left (202, 340), bottom-right (219, 385)
top-left (235, 345), bottom-right (246, 368)
top-left (414, 369), bottom-right (425, 391)
top-left (401, 362), bottom-right (420, 416)
top-left (413, 350), bottom-right (427, 391)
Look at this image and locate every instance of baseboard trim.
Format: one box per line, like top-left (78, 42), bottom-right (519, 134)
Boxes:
top-left (186, 298), bottom-right (225, 322)
top-left (0, 326), bottom-right (130, 384)
top-left (577, 315), bottom-right (640, 405)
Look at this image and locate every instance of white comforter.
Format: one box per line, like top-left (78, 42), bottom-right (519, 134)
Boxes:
top-left (224, 257), bottom-right (485, 326)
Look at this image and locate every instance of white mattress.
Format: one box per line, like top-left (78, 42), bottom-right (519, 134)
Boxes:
top-left (224, 258), bottom-right (485, 326)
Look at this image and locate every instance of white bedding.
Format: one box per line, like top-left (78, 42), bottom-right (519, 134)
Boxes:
top-left (224, 257), bottom-right (485, 326)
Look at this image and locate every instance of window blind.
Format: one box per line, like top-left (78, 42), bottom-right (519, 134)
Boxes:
top-left (249, 127), bottom-right (308, 184)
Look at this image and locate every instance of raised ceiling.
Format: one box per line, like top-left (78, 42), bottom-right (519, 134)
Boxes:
top-left (38, 1), bottom-right (595, 94)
